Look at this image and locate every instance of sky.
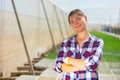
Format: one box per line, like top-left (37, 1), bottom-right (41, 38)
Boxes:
top-left (49, 0), bottom-right (120, 25)
top-left (1, 0), bottom-right (120, 25)
top-left (49, 0), bottom-right (120, 13)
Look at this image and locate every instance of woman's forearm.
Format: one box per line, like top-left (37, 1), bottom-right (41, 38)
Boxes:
top-left (69, 58), bottom-right (86, 70)
top-left (61, 63), bottom-right (80, 72)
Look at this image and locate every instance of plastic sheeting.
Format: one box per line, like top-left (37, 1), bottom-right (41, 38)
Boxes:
top-left (0, 0), bottom-right (75, 77)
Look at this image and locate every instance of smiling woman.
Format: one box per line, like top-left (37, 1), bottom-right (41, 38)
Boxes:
top-left (54, 9), bottom-right (104, 80)
top-left (68, 9), bottom-right (87, 33)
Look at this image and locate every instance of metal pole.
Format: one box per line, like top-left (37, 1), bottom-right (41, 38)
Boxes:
top-left (118, 8), bottom-right (120, 26)
top-left (41, 0), bottom-right (57, 52)
top-left (37, 0), bottom-right (41, 46)
top-left (11, 0), bottom-right (35, 75)
top-left (61, 10), bottom-right (70, 37)
top-left (53, 5), bottom-right (64, 40)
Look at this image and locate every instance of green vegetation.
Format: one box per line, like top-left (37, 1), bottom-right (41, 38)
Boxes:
top-left (90, 31), bottom-right (120, 62)
top-left (102, 54), bottom-right (120, 62)
top-left (90, 31), bottom-right (120, 54)
top-left (45, 51), bottom-right (58, 59)
top-left (46, 31), bottom-right (120, 62)
top-left (45, 47), bottom-right (59, 59)
top-left (116, 32), bottom-right (120, 35)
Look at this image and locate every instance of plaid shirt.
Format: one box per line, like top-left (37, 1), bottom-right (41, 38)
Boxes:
top-left (54, 35), bottom-right (104, 80)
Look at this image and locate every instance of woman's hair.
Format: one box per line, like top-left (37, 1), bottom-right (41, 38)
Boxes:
top-left (68, 9), bottom-right (85, 23)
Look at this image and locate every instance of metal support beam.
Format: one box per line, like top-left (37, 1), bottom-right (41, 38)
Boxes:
top-left (11, 0), bottom-right (35, 75)
top-left (53, 5), bottom-right (64, 40)
top-left (118, 8), bottom-right (120, 26)
top-left (61, 10), bottom-right (70, 37)
top-left (41, 0), bottom-right (57, 52)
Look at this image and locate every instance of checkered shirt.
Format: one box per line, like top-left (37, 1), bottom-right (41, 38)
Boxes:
top-left (54, 35), bottom-right (104, 80)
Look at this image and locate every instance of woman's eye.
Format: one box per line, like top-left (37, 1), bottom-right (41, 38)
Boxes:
top-left (70, 21), bottom-right (74, 24)
top-left (77, 17), bottom-right (81, 20)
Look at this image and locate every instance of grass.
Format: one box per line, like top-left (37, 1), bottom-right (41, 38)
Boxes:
top-left (45, 47), bottom-right (59, 59)
top-left (90, 31), bottom-right (120, 62)
top-left (90, 31), bottom-right (120, 54)
top-left (45, 31), bottom-right (120, 62)
top-left (118, 32), bottom-right (120, 35)
top-left (45, 51), bottom-right (58, 59)
top-left (102, 54), bottom-right (120, 62)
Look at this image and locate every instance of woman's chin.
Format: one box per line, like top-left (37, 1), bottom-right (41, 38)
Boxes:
top-left (75, 28), bottom-right (85, 32)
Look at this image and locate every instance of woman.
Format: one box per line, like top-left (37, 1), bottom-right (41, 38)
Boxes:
top-left (54, 9), bottom-right (104, 80)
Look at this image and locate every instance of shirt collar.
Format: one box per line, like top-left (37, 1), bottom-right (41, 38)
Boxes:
top-left (72, 34), bottom-right (94, 43)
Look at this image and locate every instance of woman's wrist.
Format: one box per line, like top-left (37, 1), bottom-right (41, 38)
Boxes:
top-left (64, 57), bottom-right (70, 64)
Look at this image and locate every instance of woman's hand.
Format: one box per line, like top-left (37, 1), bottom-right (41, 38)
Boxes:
top-left (64, 57), bottom-right (86, 70)
top-left (61, 63), bottom-right (81, 72)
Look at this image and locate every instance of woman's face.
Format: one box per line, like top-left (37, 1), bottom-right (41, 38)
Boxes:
top-left (69, 13), bottom-right (87, 32)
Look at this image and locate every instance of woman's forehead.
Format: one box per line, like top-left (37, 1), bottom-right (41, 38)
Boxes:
top-left (70, 13), bottom-right (82, 19)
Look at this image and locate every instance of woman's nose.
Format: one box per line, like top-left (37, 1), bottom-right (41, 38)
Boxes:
top-left (75, 21), bottom-right (79, 25)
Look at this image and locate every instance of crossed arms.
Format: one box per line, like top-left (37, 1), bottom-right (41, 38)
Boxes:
top-left (61, 57), bottom-right (86, 72)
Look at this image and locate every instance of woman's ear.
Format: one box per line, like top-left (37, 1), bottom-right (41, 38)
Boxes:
top-left (84, 16), bottom-right (87, 22)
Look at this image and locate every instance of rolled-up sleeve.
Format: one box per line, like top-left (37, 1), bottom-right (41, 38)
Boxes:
top-left (85, 39), bottom-right (104, 71)
top-left (54, 42), bottom-right (67, 73)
